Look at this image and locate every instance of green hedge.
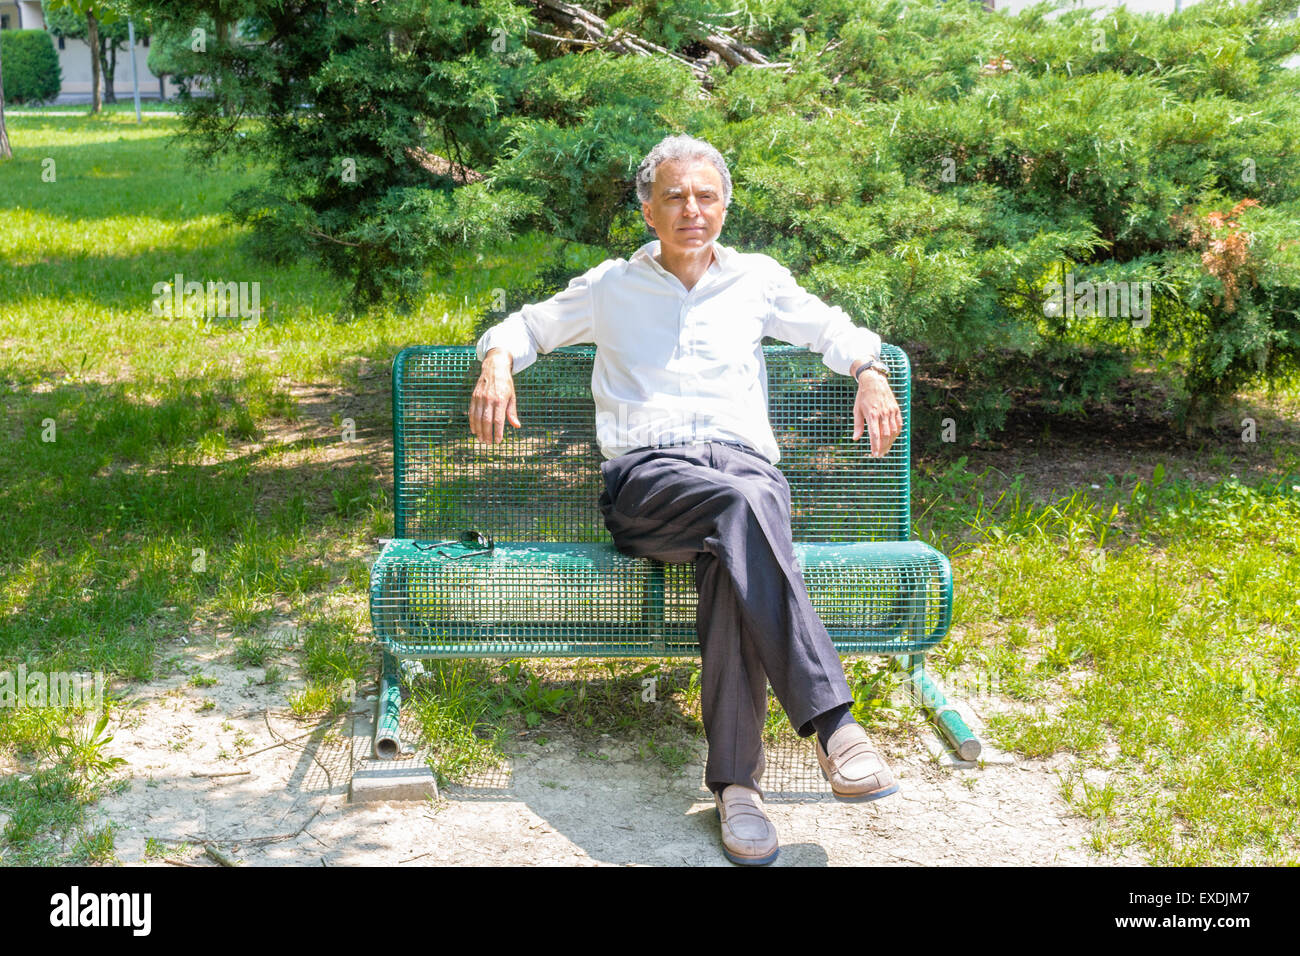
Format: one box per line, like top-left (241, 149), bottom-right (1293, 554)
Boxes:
top-left (1, 29), bottom-right (62, 106)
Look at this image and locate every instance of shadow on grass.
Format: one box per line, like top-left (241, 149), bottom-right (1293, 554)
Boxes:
top-left (0, 238), bottom-right (285, 316)
top-left (0, 372), bottom-right (391, 681)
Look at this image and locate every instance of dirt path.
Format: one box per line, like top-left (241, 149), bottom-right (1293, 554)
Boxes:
top-left (86, 630), bottom-right (1136, 867)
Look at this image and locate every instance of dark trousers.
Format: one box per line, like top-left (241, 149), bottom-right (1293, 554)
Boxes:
top-left (598, 440), bottom-right (854, 798)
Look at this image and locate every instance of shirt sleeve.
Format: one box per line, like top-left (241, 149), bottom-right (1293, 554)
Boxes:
top-left (475, 268), bottom-right (598, 375)
top-left (762, 258), bottom-right (882, 378)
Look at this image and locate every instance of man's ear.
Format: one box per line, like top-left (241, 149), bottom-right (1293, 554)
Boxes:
top-left (641, 202), bottom-right (655, 231)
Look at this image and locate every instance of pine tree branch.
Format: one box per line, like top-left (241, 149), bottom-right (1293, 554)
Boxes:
top-left (524, 0), bottom-right (775, 91)
top-left (526, 29), bottom-right (603, 47)
top-left (695, 30), bottom-right (768, 69)
top-left (527, 0), bottom-right (707, 79)
top-left (406, 145), bottom-right (484, 185)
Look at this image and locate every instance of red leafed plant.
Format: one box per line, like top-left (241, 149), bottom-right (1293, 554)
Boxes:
top-left (1171, 198), bottom-right (1261, 312)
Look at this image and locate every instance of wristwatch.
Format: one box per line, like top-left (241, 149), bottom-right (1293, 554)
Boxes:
top-left (854, 357), bottom-right (886, 384)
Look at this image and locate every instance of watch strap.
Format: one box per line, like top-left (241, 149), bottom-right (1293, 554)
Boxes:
top-left (854, 358), bottom-right (885, 383)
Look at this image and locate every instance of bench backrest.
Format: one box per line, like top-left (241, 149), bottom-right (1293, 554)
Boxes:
top-left (391, 344), bottom-right (912, 544)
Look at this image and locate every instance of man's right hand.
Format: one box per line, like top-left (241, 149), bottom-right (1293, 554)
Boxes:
top-left (468, 348), bottom-right (521, 443)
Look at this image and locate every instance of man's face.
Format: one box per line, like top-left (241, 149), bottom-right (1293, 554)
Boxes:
top-left (641, 158), bottom-right (727, 257)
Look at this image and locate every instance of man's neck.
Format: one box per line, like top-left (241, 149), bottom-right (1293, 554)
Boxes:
top-left (654, 242), bottom-right (717, 292)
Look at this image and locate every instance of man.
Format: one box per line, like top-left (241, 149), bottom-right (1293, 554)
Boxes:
top-left (469, 133), bottom-right (904, 865)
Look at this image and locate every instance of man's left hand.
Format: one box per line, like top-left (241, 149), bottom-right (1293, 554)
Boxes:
top-left (852, 367), bottom-right (902, 458)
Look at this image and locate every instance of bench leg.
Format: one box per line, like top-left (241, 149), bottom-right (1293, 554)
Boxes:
top-left (374, 648), bottom-right (403, 759)
top-left (349, 650), bottom-right (439, 803)
top-left (892, 585), bottom-right (984, 761)
top-left (891, 652), bottom-right (981, 761)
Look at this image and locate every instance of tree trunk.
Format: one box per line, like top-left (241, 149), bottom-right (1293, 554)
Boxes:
top-left (0, 34), bottom-right (12, 160)
top-left (88, 11), bottom-right (102, 114)
top-left (1181, 389), bottom-right (1219, 439)
top-left (101, 35), bottom-right (118, 103)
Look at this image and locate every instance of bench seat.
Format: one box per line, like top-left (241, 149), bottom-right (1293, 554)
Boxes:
top-left (370, 537), bottom-right (951, 658)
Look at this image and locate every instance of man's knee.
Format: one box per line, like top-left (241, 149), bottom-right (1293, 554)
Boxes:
top-left (711, 480), bottom-right (792, 543)
top-left (735, 477), bottom-right (789, 520)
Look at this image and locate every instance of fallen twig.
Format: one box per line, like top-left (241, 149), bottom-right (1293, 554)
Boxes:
top-left (175, 804), bottom-right (325, 851)
top-left (191, 770), bottom-right (252, 778)
top-left (235, 723), bottom-right (328, 761)
top-left (261, 710), bottom-right (336, 789)
top-left (241, 806), bottom-right (325, 847)
top-left (204, 844), bottom-right (240, 867)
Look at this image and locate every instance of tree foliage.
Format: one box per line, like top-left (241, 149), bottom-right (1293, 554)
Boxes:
top-left (43, 1), bottom-right (136, 103)
top-left (43, 0), bottom-right (128, 113)
top-left (142, 0), bottom-right (1300, 434)
top-left (144, 12), bottom-right (213, 93)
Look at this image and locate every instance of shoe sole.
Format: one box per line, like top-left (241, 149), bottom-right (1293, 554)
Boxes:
top-left (827, 781), bottom-right (900, 803)
top-left (714, 807), bottom-right (779, 866)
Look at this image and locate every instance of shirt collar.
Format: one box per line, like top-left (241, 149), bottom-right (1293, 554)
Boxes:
top-left (632, 237), bottom-right (731, 277)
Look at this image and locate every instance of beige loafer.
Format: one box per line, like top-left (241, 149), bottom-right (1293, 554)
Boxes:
top-left (816, 722), bottom-right (900, 802)
top-left (714, 784), bottom-right (779, 865)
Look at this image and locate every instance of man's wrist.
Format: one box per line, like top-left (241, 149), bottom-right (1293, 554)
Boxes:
top-left (853, 357), bottom-right (887, 385)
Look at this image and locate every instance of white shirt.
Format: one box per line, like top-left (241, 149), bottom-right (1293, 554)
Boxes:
top-left (475, 238), bottom-right (882, 464)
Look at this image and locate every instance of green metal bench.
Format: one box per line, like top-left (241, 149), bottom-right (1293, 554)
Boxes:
top-left (368, 342), bottom-right (976, 763)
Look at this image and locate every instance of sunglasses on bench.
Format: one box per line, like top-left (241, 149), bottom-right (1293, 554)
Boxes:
top-left (412, 530), bottom-right (495, 558)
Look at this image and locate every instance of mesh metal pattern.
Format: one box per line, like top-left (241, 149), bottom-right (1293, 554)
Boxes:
top-left (373, 344), bottom-right (952, 657)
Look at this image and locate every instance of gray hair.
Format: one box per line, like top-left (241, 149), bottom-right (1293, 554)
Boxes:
top-left (635, 134), bottom-right (732, 209)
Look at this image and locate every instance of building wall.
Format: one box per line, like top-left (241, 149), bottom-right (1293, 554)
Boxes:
top-left (982, 0), bottom-right (1299, 68)
top-left (988, 0), bottom-right (1203, 13)
top-left (986, 0), bottom-right (1297, 18)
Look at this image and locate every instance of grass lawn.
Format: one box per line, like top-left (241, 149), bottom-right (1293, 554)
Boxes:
top-left (919, 460), bottom-right (1300, 864)
top-left (0, 112), bottom-right (1297, 866)
top-left (5, 101), bottom-right (184, 115)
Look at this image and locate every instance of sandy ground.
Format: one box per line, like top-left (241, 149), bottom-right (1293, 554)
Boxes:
top-left (77, 627), bottom-right (1137, 867)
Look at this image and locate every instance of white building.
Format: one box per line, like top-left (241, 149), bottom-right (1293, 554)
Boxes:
top-left (0, 0), bottom-right (180, 101)
top-left (988, 0), bottom-right (1298, 19)
top-left (989, 0), bottom-right (1206, 12)
top-left (980, 0), bottom-right (1299, 68)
